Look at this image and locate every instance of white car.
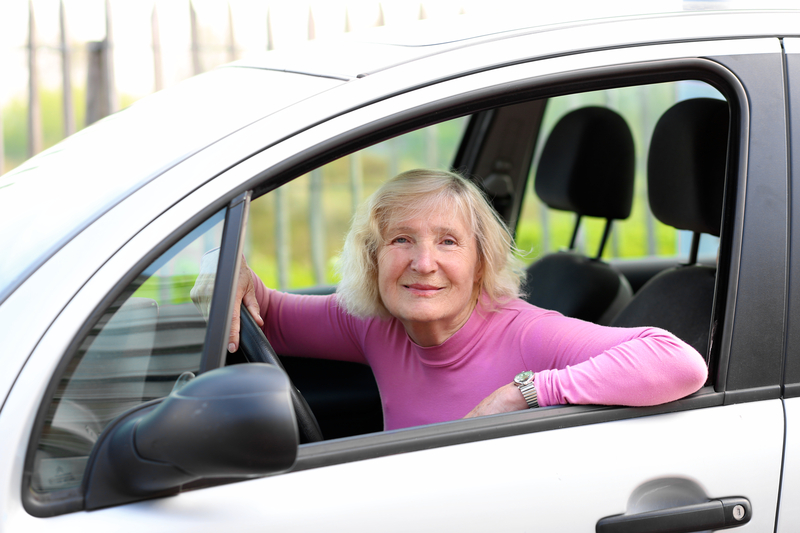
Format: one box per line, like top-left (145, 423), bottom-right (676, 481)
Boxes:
top-left (2, 4), bottom-right (799, 532)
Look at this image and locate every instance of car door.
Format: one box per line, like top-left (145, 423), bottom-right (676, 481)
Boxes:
top-left (776, 36), bottom-right (800, 533)
top-left (5, 35), bottom-right (789, 532)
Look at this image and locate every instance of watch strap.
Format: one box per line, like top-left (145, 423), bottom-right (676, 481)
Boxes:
top-left (519, 380), bottom-right (539, 409)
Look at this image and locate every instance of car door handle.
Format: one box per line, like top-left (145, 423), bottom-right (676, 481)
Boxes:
top-left (596, 497), bottom-right (751, 533)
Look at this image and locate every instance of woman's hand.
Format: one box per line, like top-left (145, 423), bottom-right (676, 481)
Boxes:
top-left (191, 251), bottom-right (264, 353)
top-left (464, 383), bottom-right (529, 419)
top-left (228, 254), bottom-right (264, 352)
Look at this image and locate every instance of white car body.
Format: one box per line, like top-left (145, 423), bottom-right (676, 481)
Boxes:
top-left (2, 5), bottom-right (800, 532)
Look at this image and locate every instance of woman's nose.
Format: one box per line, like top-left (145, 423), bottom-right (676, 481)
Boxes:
top-left (410, 243), bottom-right (436, 273)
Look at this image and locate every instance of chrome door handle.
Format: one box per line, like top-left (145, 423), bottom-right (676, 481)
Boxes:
top-left (596, 497), bottom-right (751, 533)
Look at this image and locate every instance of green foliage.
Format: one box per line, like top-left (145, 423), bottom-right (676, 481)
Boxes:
top-left (2, 86), bottom-right (137, 173)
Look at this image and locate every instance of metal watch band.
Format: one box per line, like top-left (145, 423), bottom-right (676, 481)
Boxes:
top-left (519, 381), bottom-right (539, 409)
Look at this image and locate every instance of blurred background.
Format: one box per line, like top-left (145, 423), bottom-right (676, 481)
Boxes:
top-left (0, 0), bottom-right (477, 174)
top-left (0, 0), bottom-right (723, 291)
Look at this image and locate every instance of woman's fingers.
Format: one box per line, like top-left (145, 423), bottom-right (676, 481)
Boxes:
top-left (227, 255), bottom-right (261, 352)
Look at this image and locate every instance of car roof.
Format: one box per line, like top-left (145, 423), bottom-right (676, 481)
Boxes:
top-left (235, 2), bottom-right (800, 79)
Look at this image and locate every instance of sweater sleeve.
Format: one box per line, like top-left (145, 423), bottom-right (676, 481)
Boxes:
top-left (252, 271), bottom-right (369, 364)
top-left (519, 313), bottom-right (708, 407)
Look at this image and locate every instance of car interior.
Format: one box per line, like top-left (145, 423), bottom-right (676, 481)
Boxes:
top-left (237, 79), bottom-right (731, 442)
top-left (26, 75), bottom-right (734, 508)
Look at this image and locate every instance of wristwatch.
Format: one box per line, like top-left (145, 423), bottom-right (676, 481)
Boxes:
top-left (513, 370), bottom-right (539, 409)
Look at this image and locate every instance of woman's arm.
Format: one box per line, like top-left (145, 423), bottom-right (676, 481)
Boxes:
top-left (526, 317), bottom-right (708, 407)
top-left (466, 315), bottom-right (707, 418)
top-left (252, 271), bottom-right (369, 364)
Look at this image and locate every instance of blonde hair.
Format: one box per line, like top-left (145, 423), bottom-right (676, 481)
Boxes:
top-left (336, 169), bottom-right (525, 318)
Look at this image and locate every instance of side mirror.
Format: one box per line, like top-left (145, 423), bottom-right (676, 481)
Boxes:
top-left (84, 364), bottom-right (298, 510)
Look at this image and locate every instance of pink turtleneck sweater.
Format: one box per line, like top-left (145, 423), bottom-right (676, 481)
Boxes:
top-left (255, 280), bottom-right (707, 431)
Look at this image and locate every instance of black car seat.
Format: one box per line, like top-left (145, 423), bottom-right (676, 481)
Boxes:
top-left (521, 106), bottom-right (635, 324)
top-left (610, 98), bottom-right (729, 359)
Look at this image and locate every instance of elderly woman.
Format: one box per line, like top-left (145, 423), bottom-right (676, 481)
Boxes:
top-left (227, 168), bottom-right (707, 430)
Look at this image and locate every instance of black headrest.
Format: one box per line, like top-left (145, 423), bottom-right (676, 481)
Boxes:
top-left (535, 107), bottom-right (635, 220)
top-left (647, 98), bottom-right (729, 237)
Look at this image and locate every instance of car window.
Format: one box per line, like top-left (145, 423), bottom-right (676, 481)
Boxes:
top-left (29, 210), bottom-right (225, 495)
top-left (241, 77), bottom-right (729, 443)
top-left (518, 80), bottom-right (724, 265)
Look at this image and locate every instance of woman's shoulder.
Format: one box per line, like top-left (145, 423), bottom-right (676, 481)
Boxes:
top-left (485, 295), bottom-right (562, 317)
top-left (476, 296), bottom-right (569, 333)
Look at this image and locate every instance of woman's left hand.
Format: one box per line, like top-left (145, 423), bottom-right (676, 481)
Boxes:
top-left (464, 383), bottom-right (529, 419)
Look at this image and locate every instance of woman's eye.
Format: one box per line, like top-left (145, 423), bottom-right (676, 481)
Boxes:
top-left (394, 237), bottom-right (409, 244)
top-left (442, 238), bottom-right (456, 245)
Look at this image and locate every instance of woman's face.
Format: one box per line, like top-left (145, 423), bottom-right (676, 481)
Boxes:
top-left (377, 206), bottom-right (482, 347)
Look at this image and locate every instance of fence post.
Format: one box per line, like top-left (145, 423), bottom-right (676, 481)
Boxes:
top-left (426, 125), bottom-right (439, 168)
top-left (85, 42), bottom-right (107, 125)
top-left (309, 169), bottom-right (326, 285)
top-left (190, 1), bottom-right (202, 75)
top-left (103, 0), bottom-right (117, 114)
top-left (27, 0), bottom-right (42, 158)
top-left (152, 3), bottom-right (164, 92)
top-left (376, 3), bottom-right (385, 26)
top-left (60, 0), bottom-right (75, 137)
top-left (640, 88), bottom-right (656, 256)
top-left (227, 2), bottom-right (237, 62)
top-left (274, 187), bottom-right (290, 290)
top-left (266, 8), bottom-right (274, 50)
top-left (307, 7), bottom-right (316, 40)
top-left (86, 1), bottom-right (117, 126)
top-left (350, 152), bottom-right (363, 216)
top-left (539, 203), bottom-right (551, 254)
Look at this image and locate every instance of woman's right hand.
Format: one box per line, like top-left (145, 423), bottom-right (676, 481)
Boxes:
top-left (191, 251), bottom-right (264, 353)
top-left (228, 254), bottom-right (264, 353)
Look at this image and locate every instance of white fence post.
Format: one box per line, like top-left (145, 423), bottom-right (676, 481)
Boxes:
top-left (190, 1), bottom-right (203, 75)
top-left (227, 2), bottom-right (237, 62)
top-left (60, 0), bottom-right (75, 137)
top-left (27, 0), bottom-right (42, 158)
top-left (152, 4), bottom-right (164, 92)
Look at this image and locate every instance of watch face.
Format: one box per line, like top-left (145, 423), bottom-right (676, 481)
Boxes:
top-left (514, 370), bottom-right (534, 385)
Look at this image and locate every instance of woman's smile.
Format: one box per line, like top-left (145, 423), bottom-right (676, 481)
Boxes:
top-left (403, 283), bottom-right (443, 295)
top-left (377, 208), bottom-right (482, 347)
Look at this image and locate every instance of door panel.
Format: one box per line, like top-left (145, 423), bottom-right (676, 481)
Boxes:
top-left (22, 401), bottom-right (782, 532)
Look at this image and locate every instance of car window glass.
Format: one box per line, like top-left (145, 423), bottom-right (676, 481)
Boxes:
top-left (246, 118), bottom-right (468, 290)
top-left (518, 80), bottom-right (724, 264)
top-left (30, 210), bottom-right (225, 495)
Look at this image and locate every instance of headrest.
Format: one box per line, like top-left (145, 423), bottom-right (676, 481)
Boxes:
top-left (647, 98), bottom-right (729, 237)
top-left (535, 107), bottom-right (635, 220)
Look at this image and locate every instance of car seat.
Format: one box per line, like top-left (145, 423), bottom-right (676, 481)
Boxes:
top-left (610, 98), bottom-right (729, 359)
top-left (521, 106), bottom-right (635, 324)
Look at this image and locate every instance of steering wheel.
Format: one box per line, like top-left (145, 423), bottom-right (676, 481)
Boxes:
top-left (238, 303), bottom-right (324, 443)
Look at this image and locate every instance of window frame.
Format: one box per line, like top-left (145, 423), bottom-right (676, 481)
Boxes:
top-left (230, 58), bottom-right (751, 468)
top-left (21, 49), bottom-right (766, 516)
top-left (22, 194), bottom-right (250, 517)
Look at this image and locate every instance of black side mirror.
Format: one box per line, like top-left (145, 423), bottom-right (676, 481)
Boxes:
top-left (83, 363), bottom-right (298, 510)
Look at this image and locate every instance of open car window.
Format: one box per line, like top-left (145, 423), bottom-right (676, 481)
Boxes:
top-left (243, 77), bottom-right (728, 442)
